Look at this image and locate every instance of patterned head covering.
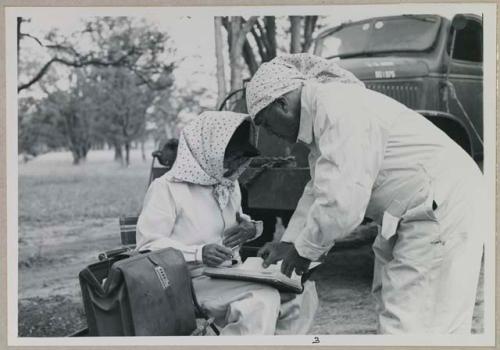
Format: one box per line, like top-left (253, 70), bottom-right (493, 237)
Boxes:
top-left (167, 111), bottom-right (256, 209)
top-left (246, 53), bottom-right (364, 117)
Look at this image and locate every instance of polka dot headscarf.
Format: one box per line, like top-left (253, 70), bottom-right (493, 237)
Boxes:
top-left (246, 53), bottom-right (364, 118)
top-left (167, 111), bottom-right (255, 209)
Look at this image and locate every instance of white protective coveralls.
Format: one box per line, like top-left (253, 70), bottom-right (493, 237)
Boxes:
top-left (136, 111), bottom-right (318, 335)
top-left (278, 81), bottom-right (485, 334)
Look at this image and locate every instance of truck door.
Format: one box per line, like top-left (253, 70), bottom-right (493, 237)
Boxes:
top-left (447, 14), bottom-right (483, 160)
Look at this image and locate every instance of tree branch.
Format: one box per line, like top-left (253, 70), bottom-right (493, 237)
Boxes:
top-left (264, 17), bottom-right (277, 60)
top-left (241, 16), bottom-right (258, 34)
top-left (302, 16), bottom-right (318, 52)
top-left (19, 33), bottom-right (43, 47)
top-left (18, 48), bottom-right (139, 92)
top-left (250, 25), bottom-right (267, 61)
top-left (235, 16), bottom-right (258, 48)
top-left (45, 43), bottom-right (80, 56)
top-left (242, 38), bottom-right (258, 75)
top-left (18, 58), bottom-right (57, 92)
top-left (255, 19), bottom-right (271, 57)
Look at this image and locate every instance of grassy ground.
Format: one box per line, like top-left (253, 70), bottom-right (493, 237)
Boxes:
top-left (17, 149), bottom-right (484, 336)
top-left (18, 150), bottom-right (150, 336)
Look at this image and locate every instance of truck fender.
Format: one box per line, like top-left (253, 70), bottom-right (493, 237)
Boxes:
top-left (416, 110), bottom-right (474, 156)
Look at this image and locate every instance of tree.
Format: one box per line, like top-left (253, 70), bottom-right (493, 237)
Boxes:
top-left (18, 17), bottom-right (177, 165)
top-left (214, 17), bottom-right (228, 107)
top-left (37, 80), bottom-right (94, 164)
top-left (289, 16), bottom-right (319, 53)
top-left (18, 96), bottom-right (45, 158)
top-left (17, 16), bottom-right (176, 93)
top-left (216, 15), bottom-right (321, 98)
top-left (289, 16), bottom-right (302, 53)
top-left (218, 16), bottom-right (258, 92)
top-left (91, 67), bottom-right (156, 166)
top-left (149, 86), bottom-right (208, 146)
top-left (245, 16), bottom-right (277, 72)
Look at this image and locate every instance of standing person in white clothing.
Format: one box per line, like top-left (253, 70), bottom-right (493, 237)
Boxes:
top-left (246, 53), bottom-right (485, 334)
top-left (135, 111), bottom-right (318, 335)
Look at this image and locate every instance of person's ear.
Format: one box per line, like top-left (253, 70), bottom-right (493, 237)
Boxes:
top-left (275, 96), bottom-right (288, 113)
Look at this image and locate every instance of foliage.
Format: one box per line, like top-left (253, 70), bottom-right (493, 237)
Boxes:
top-left (84, 66), bottom-right (157, 165)
top-left (18, 17), bottom-right (183, 165)
top-left (18, 96), bottom-right (62, 157)
top-left (148, 86), bottom-right (208, 145)
top-left (18, 16), bottom-right (176, 92)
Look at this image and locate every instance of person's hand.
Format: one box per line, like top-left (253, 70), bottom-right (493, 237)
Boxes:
top-left (257, 241), bottom-right (294, 268)
top-left (222, 213), bottom-right (256, 248)
top-left (281, 245), bottom-right (311, 277)
top-left (202, 244), bottom-right (233, 267)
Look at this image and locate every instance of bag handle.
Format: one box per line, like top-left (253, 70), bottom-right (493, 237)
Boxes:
top-left (80, 250), bottom-right (150, 294)
top-left (79, 267), bottom-right (105, 293)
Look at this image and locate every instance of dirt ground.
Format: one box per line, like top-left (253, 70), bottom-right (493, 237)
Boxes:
top-left (17, 150), bottom-right (484, 337)
top-left (18, 220), bottom-right (485, 337)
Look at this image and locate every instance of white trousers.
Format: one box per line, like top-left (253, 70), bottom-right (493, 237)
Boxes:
top-left (192, 276), bottom-right (318, 335)
top-left (372, 165), bottom-right (485, 334)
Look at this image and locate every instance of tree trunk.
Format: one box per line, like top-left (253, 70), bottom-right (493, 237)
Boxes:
top-left (229, 17), bottom-right (244, 92)
top-left (227, 16), bottom-right (258, 92)
top-left (302, 16), bottom-right (318, 52)
top-left (114, 143), bottom-right (123, 163)
top-left (230, 45), bottom-right (245, 92)
top-left (264, 17), bottom-right (277, 60)
top-left (249, 17), bottom-right (277, 64)
top-left (141, 139), bottom-right (146, 161)
top-left (71, 146), bottom-right (81, 165)
top-left (17, 17), bottom-right (22, 68)
top-left (124, 142), bottom-right (130, 166)
top-left (214, 17), bottom-right (228, 108)
top-left (72, 155), bottom-right (80, 165)
top-left (242, 39), bottom-right (258, 75)
top-left (81, 143), bottom-right (89, 162)
top-left (289, 16), bottom-right (302, 54)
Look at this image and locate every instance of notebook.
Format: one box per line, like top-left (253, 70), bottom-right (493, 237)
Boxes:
top-left (203, 257), bottom-right (320, 293)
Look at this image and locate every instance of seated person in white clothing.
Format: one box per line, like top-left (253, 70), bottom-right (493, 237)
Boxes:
top-left (135, 111), bottom-right (318, 335)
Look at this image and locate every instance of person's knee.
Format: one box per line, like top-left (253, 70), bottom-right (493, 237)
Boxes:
top-left (300, 281), bottom-right (319, 315)
top-left (255, 286), bottom-right (281, 310)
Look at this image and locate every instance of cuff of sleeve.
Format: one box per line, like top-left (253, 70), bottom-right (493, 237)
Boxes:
top-left (253, 220), bottom-right (264, 239)
top-left (195, 245), bottom-right (204, 263)
top-left (294, 234), bottom-right (334, 261)
top-left (281, 227), bottom-right (301, 243)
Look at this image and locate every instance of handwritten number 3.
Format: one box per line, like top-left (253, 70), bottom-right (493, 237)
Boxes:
top-left (312, 336), bottom-right (320, 344)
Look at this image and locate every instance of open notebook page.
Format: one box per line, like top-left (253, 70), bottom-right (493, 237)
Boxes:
top-left (238, 257), bottom-right (321, 281)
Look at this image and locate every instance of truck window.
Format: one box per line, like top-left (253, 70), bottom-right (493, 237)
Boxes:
top-left (450, 19), bottom-right (482, 62)
top-left (316, 15), bottom-right (441, 58)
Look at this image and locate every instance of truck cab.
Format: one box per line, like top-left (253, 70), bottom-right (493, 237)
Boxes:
top-left (313, 13), bottom-right (483, 162)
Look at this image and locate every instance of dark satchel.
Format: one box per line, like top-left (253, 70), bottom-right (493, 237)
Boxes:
top-left (79, 247), bottom-right (217, 336)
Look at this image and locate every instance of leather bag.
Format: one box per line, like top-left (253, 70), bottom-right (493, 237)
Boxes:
top-left (79, 247), bottom-right (214, 336)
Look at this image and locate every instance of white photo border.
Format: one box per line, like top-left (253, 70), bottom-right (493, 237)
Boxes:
top-left (5, 3), bottom-right (497, 347)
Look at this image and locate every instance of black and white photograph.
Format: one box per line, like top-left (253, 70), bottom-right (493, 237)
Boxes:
top-left (3, 3), bottom-right (497, 347)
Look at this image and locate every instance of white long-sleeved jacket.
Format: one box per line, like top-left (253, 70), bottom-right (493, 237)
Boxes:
top-left (136, 175), bottom-right (262, 264)
top-left (281, 81), bottom-right (480, 260)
